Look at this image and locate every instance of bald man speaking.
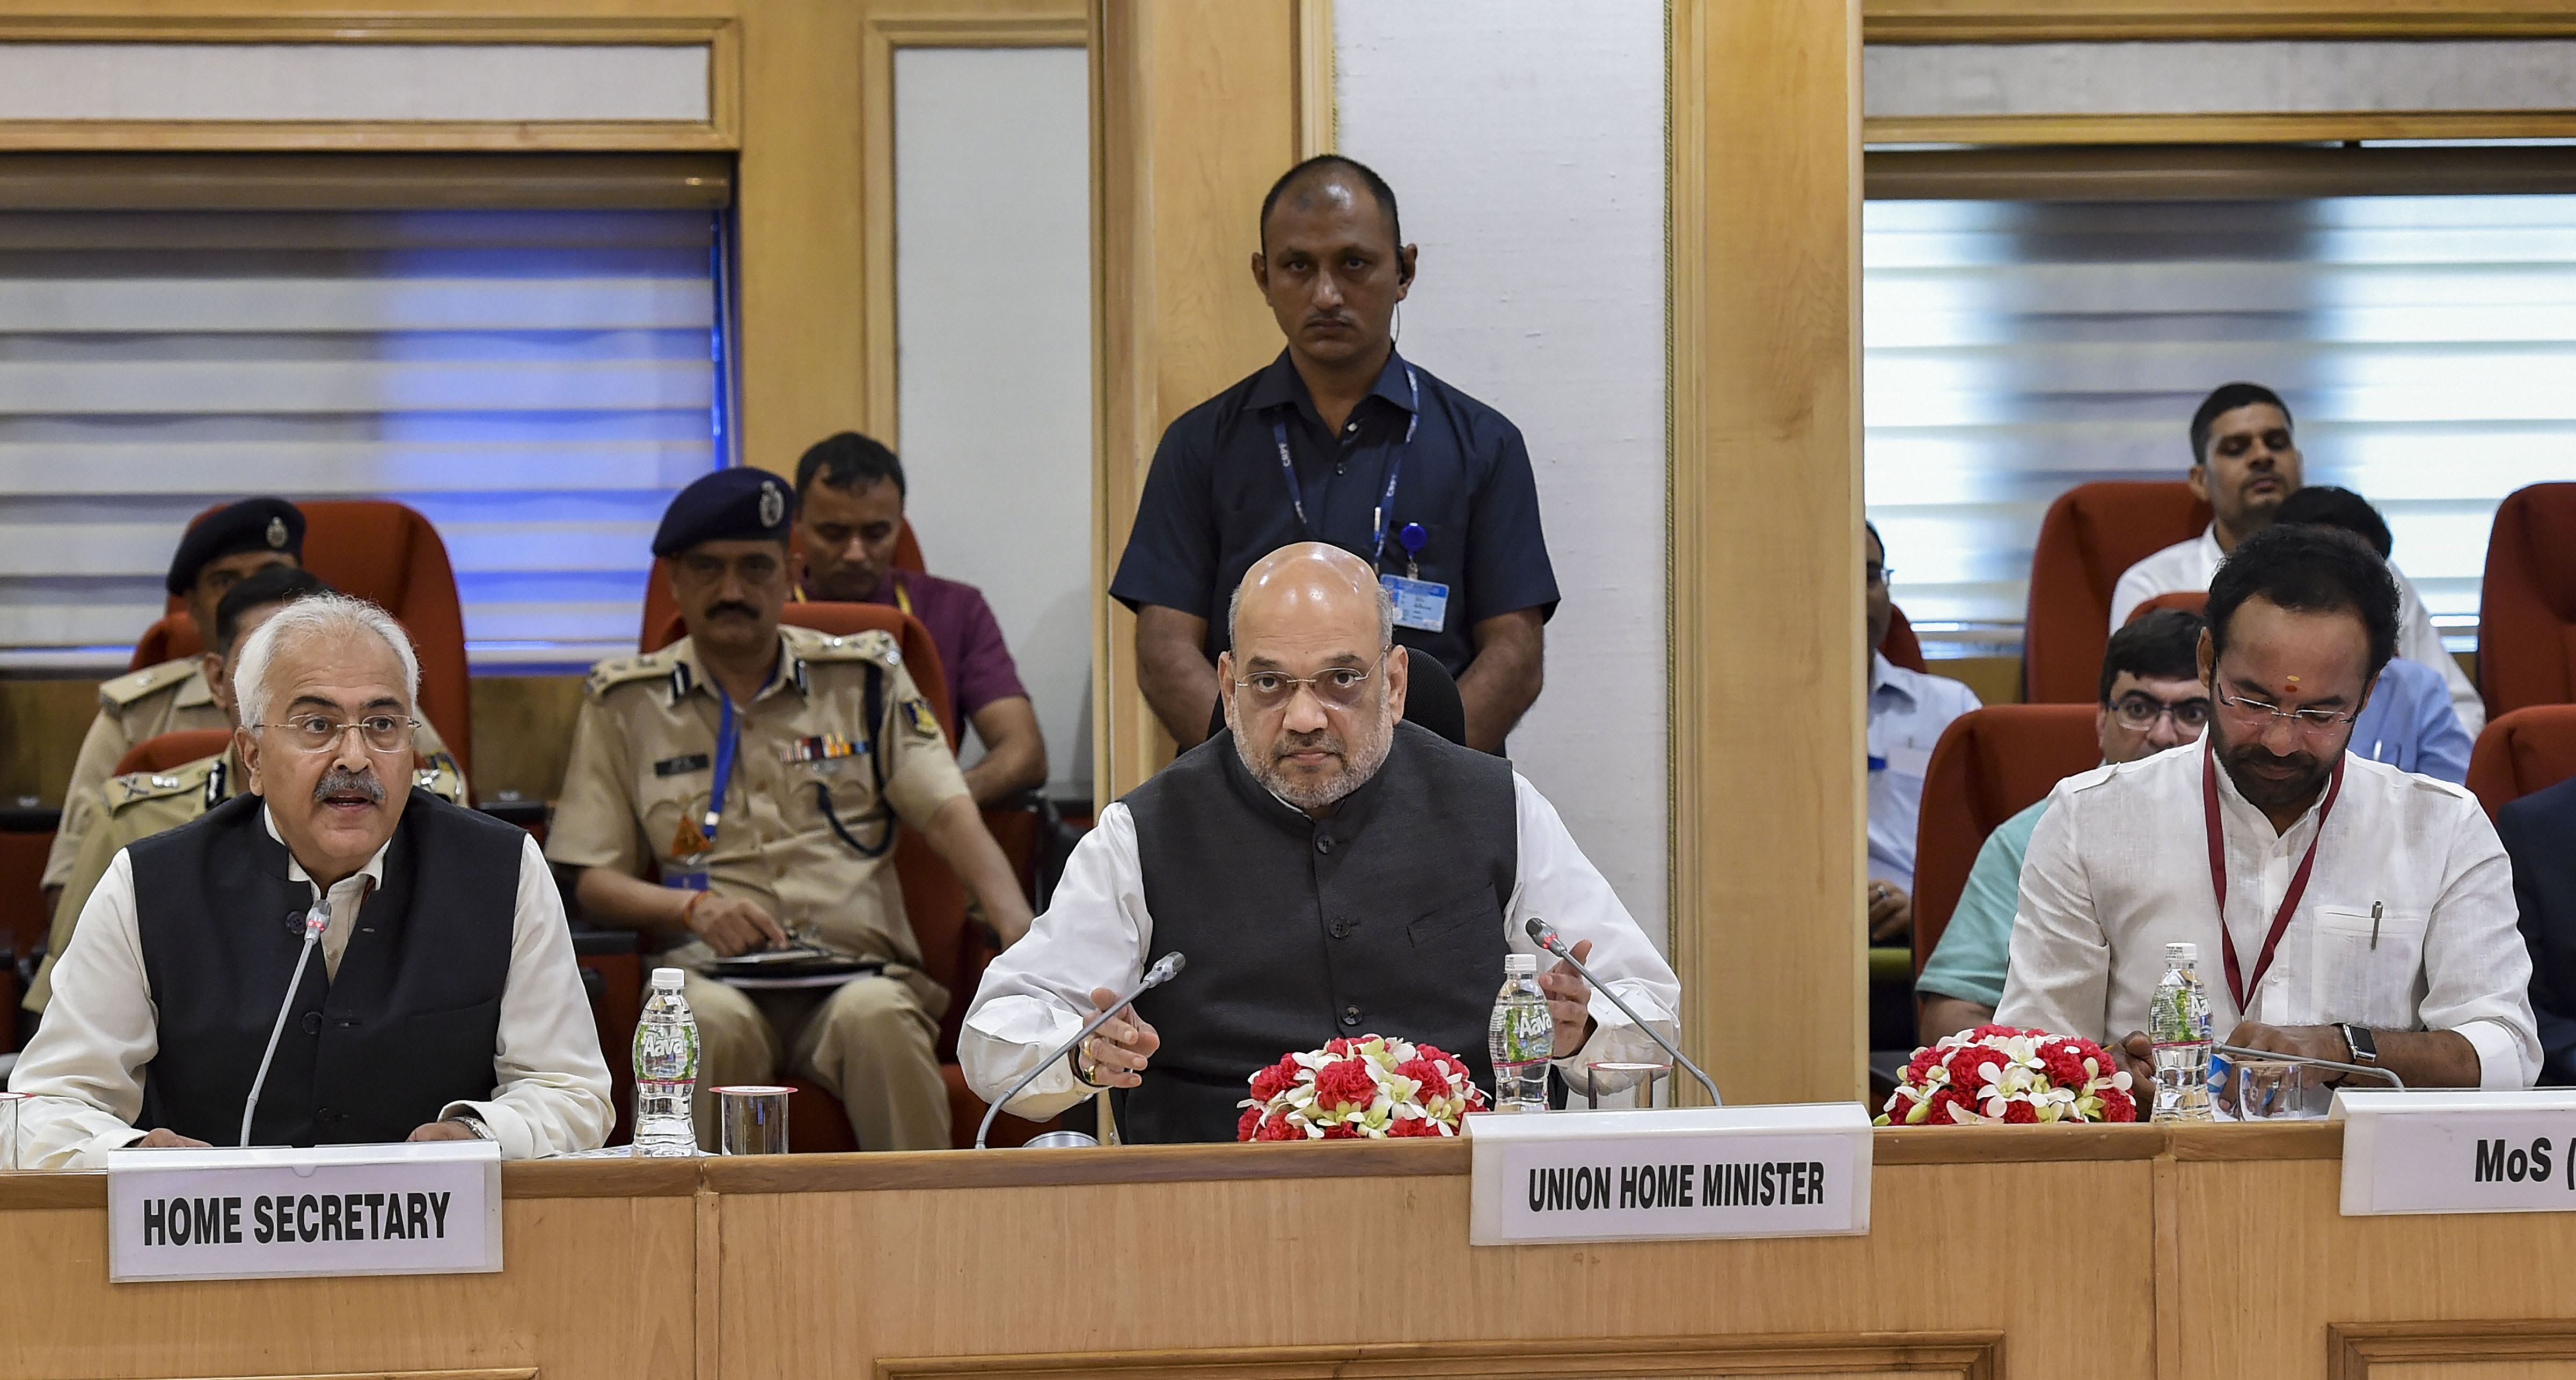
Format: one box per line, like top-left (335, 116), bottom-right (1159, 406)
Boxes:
top-left (964, 544), bottom-right (1675, 1143)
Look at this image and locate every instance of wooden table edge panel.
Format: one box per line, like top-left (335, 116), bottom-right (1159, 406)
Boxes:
top-left (875, 1332), bottom-right (2010, 1378)
top-left (700, 1136), bottom-right (1475, 1193)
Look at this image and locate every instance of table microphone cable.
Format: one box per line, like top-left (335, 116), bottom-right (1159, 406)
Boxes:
top-left (241, 895), bottom-right (331, 1148)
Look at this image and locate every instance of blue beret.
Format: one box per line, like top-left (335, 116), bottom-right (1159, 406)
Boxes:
top-left (653, 469), bottom-right (796, 557)
top-left (167, 497), bottom-right (304, 594)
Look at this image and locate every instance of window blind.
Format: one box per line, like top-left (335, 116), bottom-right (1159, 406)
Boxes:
top-left (1864, 194), bottom-right (2576, 649)
top-left (0, 207), bottom-right (725, 671)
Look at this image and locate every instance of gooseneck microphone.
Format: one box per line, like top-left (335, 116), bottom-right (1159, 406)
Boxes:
top-left (1526, 917), bottom-right (1722, 1107)
top-left (242, 895), bottom-right (331, 1147)
top-left (975, 950), bottom-right (1188, 1150)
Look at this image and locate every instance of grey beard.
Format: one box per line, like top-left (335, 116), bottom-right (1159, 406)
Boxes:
top-left (1238, 703), bottom-right (1395, 812)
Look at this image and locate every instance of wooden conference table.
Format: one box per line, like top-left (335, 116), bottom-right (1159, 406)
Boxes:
top-left (1, 1122), bottom-right (2570, 1380)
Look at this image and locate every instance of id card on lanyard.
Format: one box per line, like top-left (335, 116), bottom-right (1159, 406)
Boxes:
top-left (2202, 746), bottom-right (2346, 1015)
top-left (666, 687), bottom-right (750, 892)
top-left (1272, 366), bottom-right (1448, 633)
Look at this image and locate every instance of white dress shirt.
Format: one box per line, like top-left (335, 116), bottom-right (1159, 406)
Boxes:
top-left (1995, 738), bottom-right (2540, 1088)
top-left (2107, 525), bottom-right (2482, 732)
top-left (1867, 652), bottom-right (1981, 895)
top-left (10, 808), bottom-right (613, 1166)
top-left (963, 773), bottom-right (1682, 1121)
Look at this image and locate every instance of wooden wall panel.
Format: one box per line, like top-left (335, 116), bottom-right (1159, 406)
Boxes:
top-left (1089, 0), bottom-right (1331, 803)
top-left (1668, 0), bottom-right (1866, 1105)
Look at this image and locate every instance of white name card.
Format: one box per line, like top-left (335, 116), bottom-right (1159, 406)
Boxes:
top-left (1464, 1103), bottom-right (1872, 1246)
top-left (2333, 1089), bottom-right (2576, 1216)
top-left (106, 1140), bottom-right (502, 1283)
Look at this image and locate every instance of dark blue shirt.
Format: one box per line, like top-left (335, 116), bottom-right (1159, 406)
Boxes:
top-left (1110, 349), bottom-right (1558, 677)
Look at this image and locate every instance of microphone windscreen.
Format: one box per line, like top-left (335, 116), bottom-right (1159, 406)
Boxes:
top-left (1147, 951), bottom-right (1187, 983)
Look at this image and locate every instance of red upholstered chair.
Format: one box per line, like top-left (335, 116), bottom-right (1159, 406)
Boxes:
top-left (1882, 605), bottom-right (1929, 674)
top-left (0, 811), bottom-right (55, 1047)
top-left (636, 516), bottom-right (925, 652)
top-left (2480, 484), bottom-right (2576, 720)
top-left (2126, 591), bottom-right (2209, 625)
top-left (2024, 482), bottom-right (2211, 704)
top-left (639, 600), bottom-right (1050, 1150)
top-left (1910, 704), bottom-right (2103, 976)
top-left (2467, 706), bottom-right (2576, 820)
top-left (113, 729), bottom-right (232, 777)
top-left (130, 501), bottom-right (473, 782)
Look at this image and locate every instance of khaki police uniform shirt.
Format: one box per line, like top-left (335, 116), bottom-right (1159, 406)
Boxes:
top-left (544, 626), bottom-right (970, 974)
top-left (42, 658), bottom-right (466, 890)
top-left (26, 745), bottom-right (467, 1014)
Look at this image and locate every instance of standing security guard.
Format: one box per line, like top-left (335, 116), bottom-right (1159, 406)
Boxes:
top-left (41, 497), bottom-right (465, 915)
top-left (1111, 155), bottom-right (1560, 755)
top-left (25, 565), bottom-right (465, 1018)
top-left (547, 468), bottom-right (1035, 1151)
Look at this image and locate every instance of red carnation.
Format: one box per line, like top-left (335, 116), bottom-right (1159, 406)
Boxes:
top-left (1248, 1062), bottom-right (1293, 1104)
top-left (1320, 1120), bottom-right (1362, 1139)
top-left (1236, 1106), bottom-right (1264, 1141)
top-left (2037, 1043), bottom-right (2092, 1090)
top-left (1885, 1092), bottom-right (1918, 1122)
top-left (2099, 1088), bottom-right (2138, 1123)
top-left (1323, 1037), bottom-right (1358, 1057)
top-left (1927, 1088), bottom-right (1972, 1124)
top-left (1970, 1024), bottom-right (2030, 1041)
top-left (1387, 1115), bottom-right (1440, 1137)
top-left (1942, 1044), bottom-right (1999, 1093)
top-left (1253, 1113), bottom-right (1301, 1142)
top-left (2001, 1100), bottom-right (2039, 1125)
top-left (1311, 1059), bottom-right (1378, 1112)
top-left (1396, 1056), bottom-right (1451, 1097)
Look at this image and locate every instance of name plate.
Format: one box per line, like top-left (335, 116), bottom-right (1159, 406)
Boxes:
top-left (1464, 1103), bottom-right (1872, 1246)
top-left (106, 1141), bottom-right (502, 1283)
top-left (2333, 1089), bottom-right (2576, 1216)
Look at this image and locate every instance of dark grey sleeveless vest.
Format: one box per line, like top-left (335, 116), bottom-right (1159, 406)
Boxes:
top-left (128, 789), bottom-right (522, 1147)
top-left (1119, 720), bottom-right (1517, 1143)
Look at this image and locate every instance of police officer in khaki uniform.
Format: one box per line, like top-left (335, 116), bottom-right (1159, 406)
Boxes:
top-left (42, 498), bottom-right (465, 914)
top-left (547, 469), bottom-right (1035, 1151)
top-left (25, 565), bottom-right (466, 1018)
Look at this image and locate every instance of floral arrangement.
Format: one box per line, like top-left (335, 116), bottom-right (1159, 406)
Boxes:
top-left (1236, 1034), bottom-right (1489, 1141)
top-left (1877, 1025), bottom-right (2138, 1127)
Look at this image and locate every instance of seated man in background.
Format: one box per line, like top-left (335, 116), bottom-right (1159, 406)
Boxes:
top-left (11, 594), bottom-right (609, 1165)
top-left (1865, 522), bottom-right (1980, 943)
top-left (964, 542), bottom-right (1677, 1143)
top-left (2500, 775), bottom-right (2576, 1085)
top-left (24, 566), bottom-right (465, 1019)
top-left (2270, 486), bottom-right (2470, 784)
top-left (42, 497), bottom-right (465, 918)
top-left (2107, 381), bottom-right (2480, 731)
top-left (550, 469), bottom-right (1036, 1151)
top-left (1916, 610), bottom-right (2208, 1040)
top-left (792, 431), bottom-right (1046, 806)
top-left (2001, 524), bottom-right (2538, 1090)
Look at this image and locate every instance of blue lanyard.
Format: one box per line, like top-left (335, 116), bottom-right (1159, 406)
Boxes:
top-left (701, 689), bottom-right (745, 847)
top-left (1271, 365), bottom-right (1419, 568)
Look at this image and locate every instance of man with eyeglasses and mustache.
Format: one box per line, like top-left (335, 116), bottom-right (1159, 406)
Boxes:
top-left (964, 542), bottom-right (1675, 1144)
top-left (10, 594), bottom-right (610, 1165)
top-left (549, 469), bottom-right (1035, 1152)
top-left (1999, 525), bottom-right (2538, 1091)
top-left (1916, 610), bottom-right (2212, 1040)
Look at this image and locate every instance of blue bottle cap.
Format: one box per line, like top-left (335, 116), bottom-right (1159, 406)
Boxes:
top-left (1399, 522), bottom-right (1428, 554)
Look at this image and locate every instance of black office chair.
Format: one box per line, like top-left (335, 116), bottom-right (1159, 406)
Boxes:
top-left (1206, 648), bottom-right (1468, 747)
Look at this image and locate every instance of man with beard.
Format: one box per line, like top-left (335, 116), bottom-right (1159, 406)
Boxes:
top-left (1999, 525), bottom-right (2538, 1090)
top-left (2106, 382), bottom-right (2481, 731)
top-left (10, 594), bottom-right (609, 1165)
top-left (962, 542), bottom-right (1675, 1143)
top-left (550, 468), bottom-right (1035, 1151)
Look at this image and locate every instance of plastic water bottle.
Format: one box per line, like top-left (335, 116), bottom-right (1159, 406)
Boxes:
top-left (1487, 952), bottom-right (1553, 1112)
top-left (632, 966), bottom-right (701, 1156)
top-left (2149, 942), bottom-right (2214, 1123)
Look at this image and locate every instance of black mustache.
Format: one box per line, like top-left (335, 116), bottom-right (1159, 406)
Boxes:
top-left (706, 602), bottom-right (759, 620)
top-left (313, 768), bottom-right (386, 804)
top-left (1274, 731), bottom-right (1342, 759)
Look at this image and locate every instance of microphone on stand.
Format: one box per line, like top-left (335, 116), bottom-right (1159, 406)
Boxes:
top-left (2211, 1043), bottom-right (2406, 1091)
top-left (975, 951), bottom-right (1188, 1150)
top-left (1525, 917), bottom-right (1722, 1107)
top-left (242, 896), bottom-right (331, 1147)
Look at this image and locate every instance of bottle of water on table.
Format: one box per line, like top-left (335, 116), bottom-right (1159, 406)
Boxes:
top-left (633, 966), bottom-right (701, 1155)
top-left (2149, 941), bottom-right (2214, 1123)
top-left (1488, 952), bottom-right (1553, 1112)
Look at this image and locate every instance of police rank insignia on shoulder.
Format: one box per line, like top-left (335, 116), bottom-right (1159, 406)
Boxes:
top-left (785, 733), bottom-right (859, 766)
top-left (900, 698), bottom-right (939, 740)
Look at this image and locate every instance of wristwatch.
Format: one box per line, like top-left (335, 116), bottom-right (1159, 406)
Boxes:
top-left (2337, 1023), bottom-right (2378, 1067)
top-left (451, 1112), bottom-right (497, 1141)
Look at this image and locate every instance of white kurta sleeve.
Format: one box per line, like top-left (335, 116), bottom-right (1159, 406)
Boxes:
top-left (8, 851), bottom-right (158, 1168)
top-left (2419, 801), bottom-right (2540, 1089)
top-left (437, 835), bottom-right (614, 1158)
top-left (1995, 788), bottom-right (2119, 1044)
top-left (960, 804), bottom-right (1153, 1121)
top-left (1499, 775), bottom-right (1683, 1079)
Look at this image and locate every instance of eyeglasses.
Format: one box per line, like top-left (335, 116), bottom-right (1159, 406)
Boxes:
top-left (1865, 562), bottom-right (1893, 589)
top-left (1232, 654), bottom-right (1387, 711)
top-left (2214, 691), bottom-right (2357, 738)
top-left (251, 713), bottom-right (420, 754)
top-left (2110, 695), bottom-right (2211, 731)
